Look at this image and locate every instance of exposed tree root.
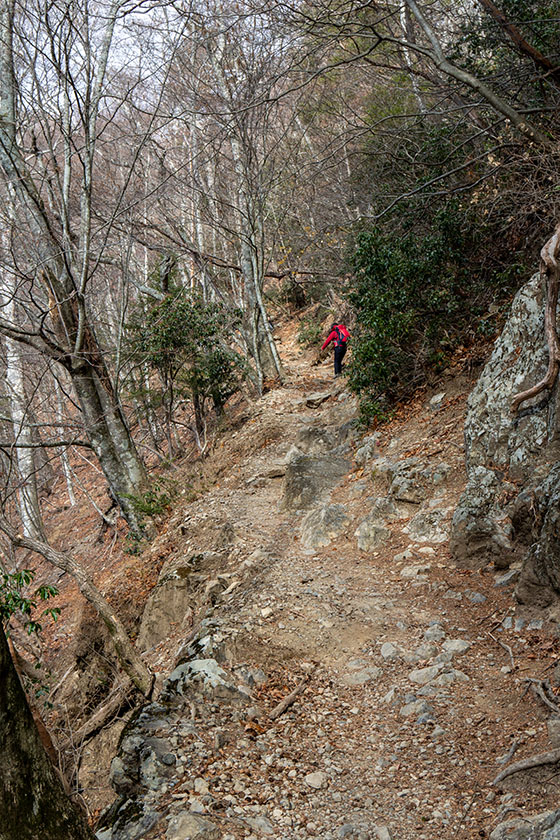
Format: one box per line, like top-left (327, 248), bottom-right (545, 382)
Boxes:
top-left (523, 677), bottom-right (560, 715)
top-left (492, 747), bottom-right (560, 785)
top-left (513, 222), bottom-right (560, 413)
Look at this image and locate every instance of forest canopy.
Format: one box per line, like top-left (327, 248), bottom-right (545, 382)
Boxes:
top-left (0, 0), bottom-right (555, 528)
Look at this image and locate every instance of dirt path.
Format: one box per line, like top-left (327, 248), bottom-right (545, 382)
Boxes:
top-left (73, 328), bottom-right (560, 839)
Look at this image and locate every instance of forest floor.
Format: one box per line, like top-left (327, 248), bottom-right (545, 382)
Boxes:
top-left (22, 318), bottom-right (560, 840)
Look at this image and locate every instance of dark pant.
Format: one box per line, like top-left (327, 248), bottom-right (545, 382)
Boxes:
top-left (334, 343), bottom-right (347, 375)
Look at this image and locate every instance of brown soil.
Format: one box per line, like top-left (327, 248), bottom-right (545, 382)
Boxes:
top-left (16, 318), bottom-right (560, 838)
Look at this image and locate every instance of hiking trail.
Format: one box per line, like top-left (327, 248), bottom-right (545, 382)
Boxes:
top-left (49, 322), bottom-right (560, 840)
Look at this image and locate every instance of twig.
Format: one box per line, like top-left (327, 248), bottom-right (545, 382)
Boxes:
top-left (269, 673), bottom-right (313, 721)
top-left (488, 631), bottom-right (515, 669)
top-left (492, 748), bottom-right (560, 785)
top-left (455, 787), bottom-right (479, 835)
top-left (524, 678), bottom-right (560, 715)
top-left (46, 663), bottom-right (74, 702)
top-left (496, 739), bottom-right (521, 765)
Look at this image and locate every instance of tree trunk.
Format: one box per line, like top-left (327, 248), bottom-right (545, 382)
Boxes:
top-left (72, 364), bottom-right (146, 535)
top-left (0, 621), bottom-right (95, 840)
top-left (3, 336), bottom-right (44, 539)
top-left (54, 374), bottom-right (76, 506)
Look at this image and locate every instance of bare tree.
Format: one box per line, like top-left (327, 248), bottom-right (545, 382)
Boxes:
top-left (0, 0), bottom-right (199, 531)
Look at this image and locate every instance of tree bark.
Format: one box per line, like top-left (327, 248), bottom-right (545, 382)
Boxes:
top-left (0, 621), bottom-right (95, 840)
top-left (2, 336), bottom-right (44, 539)
top-left (72, 364), bottom-right (146, 535)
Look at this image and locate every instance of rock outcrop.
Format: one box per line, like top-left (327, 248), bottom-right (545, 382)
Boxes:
top-left (489, 809), bottom-right (560, 839)
top-left (450, 274), bottom-right (560, 606)
top-left (96, 624), bottom-right (257, 840)
top-left (280, 423), bottom-right (352, 513)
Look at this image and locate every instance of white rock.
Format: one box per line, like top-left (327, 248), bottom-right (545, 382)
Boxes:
top-left (380, 642), bottom-right (400, 661)
top-left (424, 625), bottom-right (446, 642)
top-left (394, 549), bottom-right (414, 563)
top-left (166, 813), bottom-right (220, 840)
top-left (408, 664), bottom-right (443, 685)
top-left (261, 607), bottom-right (274, 618)
top-left (400, 564), bottom-right (431, 579)
top-left (304, 771), bottom-right (327, 789)
top-left (381, 688), bottom-right (396, 703)
top-left (430, 669), bottom-right (470, 687)
top-left (194, 778), bottom-right (209, 795)
top-left (342, 667), bottom-right (382, 685)
top-left (442, 639), bottom-right (471, 656)
top-left (414, 642), bottom-right (438, 660)
top-left (399, 699), bottom-right (430, 718)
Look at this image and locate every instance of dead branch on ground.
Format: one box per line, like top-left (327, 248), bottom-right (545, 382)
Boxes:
top-left (488, 631), bottom-right (515, 669)
top-left (68, 681), bottom-right (134, 747)
top-left (269, 672), bottom-right (314, 721)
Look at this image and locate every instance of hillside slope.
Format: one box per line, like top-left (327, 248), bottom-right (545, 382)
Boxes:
top-left (35, 323), bottom-right (560, 840)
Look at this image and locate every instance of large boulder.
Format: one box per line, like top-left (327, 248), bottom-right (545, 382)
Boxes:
top-left (489, 809), bottom-right (560, 839)
top-left (137, 552), bottom-right (223, 651)
top-left (161, 658), bottom-right (251, 705)
top-left (450, 274), bottom-right (560, 602)
top-left (371, 457), bottom-right (452, 504)
top-left (450, 467), bottom-right (513, 569)
top-left (280, 448), bottom-right (350, 511)
top-left (300, 503), bottom-right (349, 548)
top-left (463, 275), bottom-right (560, 478)
top-left (403, 507), bottom-right (450, 544)
top-left (98, 650), bottom-right (258, 840)
top-left (516, 462), bottom-right (560, 607)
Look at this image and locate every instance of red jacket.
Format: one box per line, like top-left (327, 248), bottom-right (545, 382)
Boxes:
top-left (322, 324), bottom-right (350, 350)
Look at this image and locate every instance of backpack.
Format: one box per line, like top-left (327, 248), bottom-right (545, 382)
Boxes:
top-left (334, 325), bottom-right (349, 346)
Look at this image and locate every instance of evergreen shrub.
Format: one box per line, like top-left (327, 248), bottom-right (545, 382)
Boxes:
top-left (346, 202), bottom-right (523, 421)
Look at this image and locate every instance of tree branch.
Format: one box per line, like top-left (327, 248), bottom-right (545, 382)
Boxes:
top-left (477, 0), bottom-right (560, 89)
top-left (403, 0), bottom-right (551, 146)
top-left (0, 518), bottom-right (153, 698)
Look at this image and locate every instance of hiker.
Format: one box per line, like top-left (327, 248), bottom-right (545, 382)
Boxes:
top-left (321, 322), bottom-right (350, 376)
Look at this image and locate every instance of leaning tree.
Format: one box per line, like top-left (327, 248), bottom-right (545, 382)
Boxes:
top-left (0, 618), bottom-right (96, 840)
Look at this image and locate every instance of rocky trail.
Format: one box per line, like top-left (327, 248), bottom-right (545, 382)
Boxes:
top-left (45, 324), bottom-right (560, 840)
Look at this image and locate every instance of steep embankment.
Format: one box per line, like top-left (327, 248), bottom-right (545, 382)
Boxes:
top-left (74, 324), bottom-right (560, 840)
